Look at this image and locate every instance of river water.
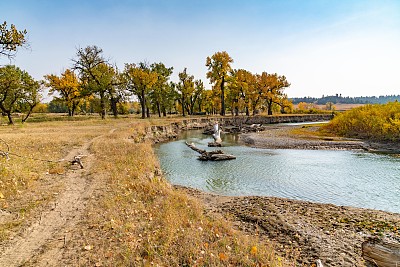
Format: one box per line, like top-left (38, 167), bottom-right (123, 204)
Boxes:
top-left (154, 128), bottom-right (400, 213)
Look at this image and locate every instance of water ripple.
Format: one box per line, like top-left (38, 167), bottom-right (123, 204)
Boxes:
top-left (155, 130), bottom-right (400, 213)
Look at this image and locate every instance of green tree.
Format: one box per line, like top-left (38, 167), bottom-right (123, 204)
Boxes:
top-left (165, 81), bottom-right (179, 115)
top-left (0, 21), bottom-right (27, 59)
top-left (176, 68), bottom-right (194, 116)
top-left (73, 46), bottom-right (117, 119)
top-left (44, 69), bottom-right (82, 116)
top-left (189, 79), bottom-right (204, 115)
top-left (124, 62), bottom-right (158, 119)
top-left (47, 98), bottom-right (68, 113)
top-left (105, 66), bottom-right (125, 118)
top-left (206, 51), bottom-right (233, 116)
top-left (0, 65), bottom-right (40, 124)
top-left (150, 62), bottom-right (173, 117)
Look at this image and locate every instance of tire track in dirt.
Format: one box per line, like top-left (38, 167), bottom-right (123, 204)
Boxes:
top-left (0, 129), bottom-right (115, 267)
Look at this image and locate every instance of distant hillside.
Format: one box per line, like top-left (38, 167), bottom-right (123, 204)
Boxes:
top-left (290, 95), bottom-right (400, 105)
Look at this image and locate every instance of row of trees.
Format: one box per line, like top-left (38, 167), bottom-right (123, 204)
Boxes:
top-left (44, 48), bottom-right (291, 119)
top-left (0, 21), bottom-right (41, 124)
top-left (1, 21), bottom-right (292, 123)
top-left (291, 95), bottom-right (400, 105)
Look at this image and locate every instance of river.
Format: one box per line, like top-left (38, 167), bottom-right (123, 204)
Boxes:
top-left (154, 128), bottom-right (400, 213)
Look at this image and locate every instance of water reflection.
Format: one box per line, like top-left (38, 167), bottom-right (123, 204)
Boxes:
top-left (155, 130), bottom-right (400, 213)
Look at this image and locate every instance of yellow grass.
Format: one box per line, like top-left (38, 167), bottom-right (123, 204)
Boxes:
top-left (0, 117), bottom-right (287, 266)
top-left (0, 119), bottom-right (118, 240)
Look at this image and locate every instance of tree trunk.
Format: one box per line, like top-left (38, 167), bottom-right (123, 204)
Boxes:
top-left (252, 103), bottom-right (257, 116)
top-left (146, 106), bottom-right (150, 118)
top-left (362, 239), bottom-right (400, 267)
top-left (100, 93), bottom-right (106, 119)
top-left (110, 97), bottom-right (118, 118)
top-left (267, 99), bottom-right (273, 115)
top-left (181, 97), bottom-right (186, 117)
top-left (0, 101), bottom-right (14, 124)
top-left (6, 112), bottom-right (13, 125)
top-left (190, 103), bottom-right (194, 116)
top-left (185, 142), bottom-right (236, 161)
top-left (22, 104), bottom-right (36, 123)
top-left (220, 76), bottom-right (225, 116)
top-left (157, 101), bottom-right (161, 117)
top-left (140, 90), bottom-right (146, 119)
top-left (72, 101), bottom-right (77, 116)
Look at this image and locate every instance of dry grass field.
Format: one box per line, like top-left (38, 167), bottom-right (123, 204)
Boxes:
top-left (293, 103), bottom-right (366, 112)
top-left (319, 103), bottom-right (366, 111)
top-left (0, 117), bottom-right (286, 266)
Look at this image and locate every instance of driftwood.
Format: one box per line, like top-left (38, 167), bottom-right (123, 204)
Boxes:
top-left (208, 142), bottom-right (222, 147)
top-left (203, 123), bottom-right (265, 135)
top-left (71, 155), bottom-right (84, 169)
top-left (185, 142), bottom-right (236, 161)
top-left (362, 239), bottom-right (400, 267)
top-left (0, 138), bottom-right (10, 160)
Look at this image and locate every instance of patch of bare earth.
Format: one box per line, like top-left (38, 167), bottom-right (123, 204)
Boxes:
top-left (178, 186), bottom-right (400, 266)
top-left (0, 130), bottom-right (114, 266)
top-left (240, 124), bottom-right (368, 150)
top-left (240, 124), bottom-right (400, 153)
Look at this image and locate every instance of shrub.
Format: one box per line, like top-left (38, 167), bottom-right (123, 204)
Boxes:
top-left (324, 102), bottom-right (400, 141)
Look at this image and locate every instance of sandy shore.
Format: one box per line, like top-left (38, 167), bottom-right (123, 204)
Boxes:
top-left (177, 124), bottom-right (400, 266)
top-left (239, 124), bottom-right (400, 153)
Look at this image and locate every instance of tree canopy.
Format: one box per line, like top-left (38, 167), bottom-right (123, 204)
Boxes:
top-left (0, 21), bottom-right (27, 59)
top-left (0, 65), bottom-right (40, 124)
top-left (206, 51), bottom-right (233, 116)
top-left (44, 69), bottom-right (82, 116)
top-left (124, 62), bottom-right (158, 119)
top-left (72, 45), bottom-right (119, 119)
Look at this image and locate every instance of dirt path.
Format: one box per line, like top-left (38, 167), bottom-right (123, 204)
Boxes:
top-left (0, 130), bottom-right (114, 266)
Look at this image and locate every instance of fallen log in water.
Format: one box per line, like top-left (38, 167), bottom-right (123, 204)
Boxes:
top-left (362, 239), bottom-right (400, 267)
top-left (208, 142), bottom-right (222, 147)
top-left (185, 142), bottom-right (236, 161)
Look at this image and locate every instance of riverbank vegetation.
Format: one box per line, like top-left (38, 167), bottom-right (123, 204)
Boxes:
top-left (325, 102), bottom-right (400, 142)
top-left (1, 20), bottom-right (294, 124)
top-left (0, 118), bottom-right (286, 266)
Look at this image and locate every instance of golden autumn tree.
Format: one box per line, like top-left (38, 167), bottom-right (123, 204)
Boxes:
top-left (202, 89), bottom-right (219, 115)
top-left (206, 51), bottom-right (233, 116)
top-left (176, 68), bottom-right (194, 116)
top-left (124, 62), bottom-right (158, 119)
top-left (246, 73), bottom-right (263, 115)
top-left (0, 21), bottom-right (27, 59)
top-left (44, 69), bottom-right (82, 116)
top-left (259, 73), bottom-right (290, 115)
top-left (229, 69), bottom-right (255, 116)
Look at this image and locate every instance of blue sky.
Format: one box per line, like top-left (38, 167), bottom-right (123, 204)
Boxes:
top-left (1, 0), bottom-right (399, 98)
